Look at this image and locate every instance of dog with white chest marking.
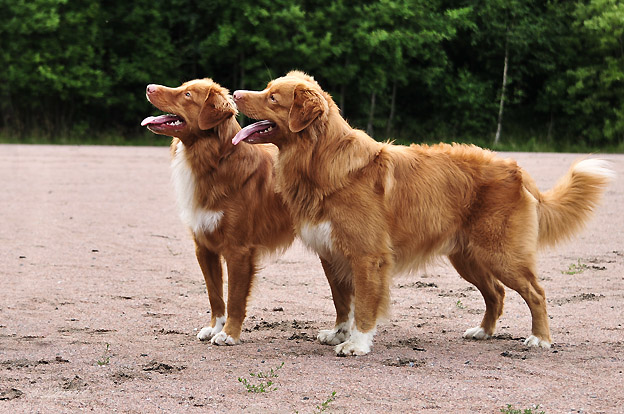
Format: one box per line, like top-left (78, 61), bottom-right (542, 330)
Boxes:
top-left (232, 71), bottom-right (614, 356)
top-left (142, 78), bottom-right (295, 345)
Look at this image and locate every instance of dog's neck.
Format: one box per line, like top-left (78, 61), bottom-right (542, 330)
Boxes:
top-left (174, 115), bottom-right (242, 172)
top-left (214, 115), bottom-right (242, 148)
top-left (173, 115), bottom-right (269, 209)
top-left (276, 106), bottom-right (379, 218)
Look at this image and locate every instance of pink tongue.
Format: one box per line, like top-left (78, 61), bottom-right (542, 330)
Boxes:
top-left (232, 120), bottom-right (275, 145)
top-left (141, 114), bottom-right (180, 127)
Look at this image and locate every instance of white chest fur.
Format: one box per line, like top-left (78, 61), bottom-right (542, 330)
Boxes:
top-left (171, 141), bottom-right (223, 235)
top-left (300, 221), bottom-right (334, 255)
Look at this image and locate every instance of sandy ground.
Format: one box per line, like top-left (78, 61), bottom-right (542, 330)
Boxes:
top-left (0, 144), bottom-right (622, 414)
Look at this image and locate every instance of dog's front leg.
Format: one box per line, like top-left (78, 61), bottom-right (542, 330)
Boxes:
top-left (211, 247), bottom-right (256, 345)
top-left (317, 256), bottom-right (354, 345)
top-left (195, 244), bottom-right (226, 341)
top-left (334, 254), bottom-right (391, 356)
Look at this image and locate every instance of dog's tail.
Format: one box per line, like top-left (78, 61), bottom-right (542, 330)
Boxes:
top-left (524, 159), bottom-right (614, 248)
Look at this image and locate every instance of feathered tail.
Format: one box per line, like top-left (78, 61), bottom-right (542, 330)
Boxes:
top-left (524, 159), bottom-right (614, 247)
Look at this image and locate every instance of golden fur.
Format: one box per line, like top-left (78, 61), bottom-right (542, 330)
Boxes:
top-left (232, 71), bottom-right (613, 355)
top-left (144, 78), bottom-right (294, 344)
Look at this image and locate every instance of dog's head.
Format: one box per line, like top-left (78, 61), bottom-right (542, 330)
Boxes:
top-left (232, 71), bottom-right (331, 148)
top-left (142, 78), bottom-right (237, 143)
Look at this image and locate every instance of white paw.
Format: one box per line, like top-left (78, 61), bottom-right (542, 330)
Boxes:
top-left (334, 328), bottom-right (374, 356)
top-left (463, 326), bottom-right (491, 340)
top-left (197, 326), bottom-right (220, 341)
top-left (210, 331), bottom-right (239, 346)
top-left (318, 324), bottom-right (350, 345)
top-left (197, 316), bottom-right (225, 341)
top-left (524, 335), bottom-right (551, 348)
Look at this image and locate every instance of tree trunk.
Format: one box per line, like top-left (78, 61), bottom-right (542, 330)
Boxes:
top-left (547, 111), bottom-right (554, 143)
top-left (494, 36), bottom-right (509, 146)
top-left (1, 85), bottom-right (14, 131)
top-left (385, 80), bottom-right (397, 138)
top-left (238, 52), bottom-right (246, 126)
top-left (367, 91), bottom-right (376, 137)
top-left (238, 52), bottom-right (246, 90)
top-left (339, 57), bottom-right (350, 117)
top-left (340, 83), bottom-right (346, 117)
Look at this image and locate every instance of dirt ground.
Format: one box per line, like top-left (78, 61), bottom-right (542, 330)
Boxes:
top-left (1, 144), bottom-right (622, 414)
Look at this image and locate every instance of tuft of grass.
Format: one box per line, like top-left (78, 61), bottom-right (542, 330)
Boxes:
top-left (294, 391), bottom-right (338, 414)
top-left (238, 362), bottom-right (284, 393)
top-left (500, 404), bottom-right (546, 414)
top-left (562, 259), bottom-right (589, 275)
top-left (314, 391), bottom-right (337, 413)
top-left (96, 343), bottom-right (111, 366)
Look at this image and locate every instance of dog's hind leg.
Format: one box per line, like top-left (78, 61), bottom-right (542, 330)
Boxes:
top-left (195, 244), bottom-right (226, 341)
top-left (449, 251), bottom-right (506, 340)
top-left (489, 191), bottom-right (552, 348)
top-left (467, 211), bottom-right (551, 346)
top-left (211, 247), bottom-right (257, 346)
top-left (317, 256), bottom-right (354, 345)
top-left (496, 264), bottom-right (552, 348)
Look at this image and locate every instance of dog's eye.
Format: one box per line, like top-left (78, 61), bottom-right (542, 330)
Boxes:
top-left (185, 92), bottom-right (191, 98)
top-left (269, 94), bottom-right (276, 102)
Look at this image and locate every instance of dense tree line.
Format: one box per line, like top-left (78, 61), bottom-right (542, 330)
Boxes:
top-left (1, 0), bottom-right (623, 147)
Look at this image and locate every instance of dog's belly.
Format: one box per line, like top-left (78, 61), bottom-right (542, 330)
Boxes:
top-left (171, 141), bottom-right (223, 235)
top-left (299, 221), bottom-right (333, 256)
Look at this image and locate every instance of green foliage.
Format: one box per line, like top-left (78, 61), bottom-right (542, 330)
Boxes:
top-left (96, 343), bottom-right (111, 366)
top-left (295, 391), bottom-right (338, 413)
top-left (562, 259), bottom-right (589, 275)
top-left (500, 404), bottom-right (546, 414)
top-left (314, 391), bottom-right (337, 413)
top-left (238, 362), bottom-right (284, 393)
top-left (1, 1), bottom-right (106, 135)
top-left (564, 0), bottom-right (624, 143)
top-left (0, 0), bottom-right (622, 148)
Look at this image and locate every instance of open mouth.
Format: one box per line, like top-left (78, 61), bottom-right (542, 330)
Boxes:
top-left (231, 120), bottom-right (277, 145)
top-left (141, 114), bottom-right (186, 133)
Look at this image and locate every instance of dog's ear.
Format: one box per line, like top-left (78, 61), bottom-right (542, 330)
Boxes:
top-left (198, 90), bottom-right (236, 130)
top-left (288, 84), bottom-right (326, 133)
